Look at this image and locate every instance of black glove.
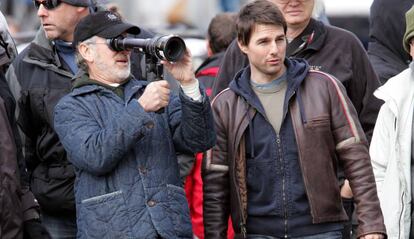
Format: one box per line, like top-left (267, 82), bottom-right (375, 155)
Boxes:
top-left (23, 219), bottom-right (52, 239)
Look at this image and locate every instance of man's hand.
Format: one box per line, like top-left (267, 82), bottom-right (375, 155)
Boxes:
top-left (138, 80), bottom-right (170, 112)
top-left (359, 233), bottom-right (384, 239)
top-left (340, 179), bottom-right (353, 198)
top-left (161, 49), bottom-right (196, 86)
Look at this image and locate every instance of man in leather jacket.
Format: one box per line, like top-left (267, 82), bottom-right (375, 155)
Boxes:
top-left (202, 1), bottom-right (386, 239)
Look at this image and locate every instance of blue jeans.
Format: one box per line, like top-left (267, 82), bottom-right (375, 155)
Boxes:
top-left (41, 212), bottom-right (77, 239)
top-left (247, 230), bottom-right (343, 239)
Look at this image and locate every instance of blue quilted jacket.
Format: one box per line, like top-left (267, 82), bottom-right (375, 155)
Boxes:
top-left (54, 77), bottom-right (215, 238)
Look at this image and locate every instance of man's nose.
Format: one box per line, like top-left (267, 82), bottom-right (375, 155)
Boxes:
top-left (37, 4), bottom-right (48, 17)
top-left (270, 41), bottom-right (280, 54)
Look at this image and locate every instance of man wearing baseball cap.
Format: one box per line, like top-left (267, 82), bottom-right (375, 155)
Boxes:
top-left (5, 0), bottom-right (102, 238)
top-left (53, 11), bottom-right (215, 238)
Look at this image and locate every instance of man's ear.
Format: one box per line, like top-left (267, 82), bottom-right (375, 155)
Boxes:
top-left (206, 40), bottom-right (213, 57)
top-left (76, 6), bottom-right (89, 14)
top-left (237, 40), bottom-right (248, 55)
top-left (78, 43), bottom-right (94, 63)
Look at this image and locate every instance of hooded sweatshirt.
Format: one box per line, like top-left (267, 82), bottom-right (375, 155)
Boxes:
top-left (367, 0), bottom-right (414, 84)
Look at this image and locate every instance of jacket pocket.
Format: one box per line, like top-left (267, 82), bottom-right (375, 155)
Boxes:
top-left (306, 116), bottom-right (330, 129)
top-left (31, 163), bottom-right (75, 214)
top-left (166, 184), bottom-right (192, 237)
top-left (78, 190), bottom-right (132, 239)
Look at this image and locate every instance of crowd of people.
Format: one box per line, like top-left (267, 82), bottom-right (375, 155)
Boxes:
top-left (1, 0), bottom-right (414, 238)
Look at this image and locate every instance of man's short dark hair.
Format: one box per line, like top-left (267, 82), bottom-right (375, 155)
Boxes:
top-left (237, 0), bottom-right (287, 46)
top-left (208, 13), bottom-right (237, 54)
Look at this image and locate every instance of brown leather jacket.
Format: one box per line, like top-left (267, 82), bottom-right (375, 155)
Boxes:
top-left (202, 69), bottom-right (386, 239)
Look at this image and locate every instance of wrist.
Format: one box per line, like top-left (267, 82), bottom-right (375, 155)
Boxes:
top-left (179, 73), bottom-right (196, 86)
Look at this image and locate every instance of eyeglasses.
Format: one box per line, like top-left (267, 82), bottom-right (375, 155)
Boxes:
top-left (275, 0), bottom-right (309, 4)
top-left (33, 0), bottom-right (62, 10)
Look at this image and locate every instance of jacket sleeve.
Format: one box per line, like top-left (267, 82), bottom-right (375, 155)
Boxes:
top-left (54, 97), bottom-right (154, 176)
top-left (167, 90), bottom-right (216, 154)
top-left (326, 76), bottom-right (387, 237)
top-left (2, 68), bottom-right (40, 222)
top-left (369, 103), bottom-right (394, 195)
top-left (349, 37), bottom-right (382, 143)
top-left (202, 97), bottom-right (231, 239)
top-left (5, 63), bottom-right (40, 173)
top-left (212, 40), bottom-right (249, 98)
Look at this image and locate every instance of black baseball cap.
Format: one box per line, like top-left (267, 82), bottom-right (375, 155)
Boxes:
top-left (73, 11), bottom-right (140, 46)
top-left (62, 0), bottom-right (90, 7)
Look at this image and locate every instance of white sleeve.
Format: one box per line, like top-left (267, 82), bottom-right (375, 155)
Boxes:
top-left (180, 79), bottom-right (202, 102)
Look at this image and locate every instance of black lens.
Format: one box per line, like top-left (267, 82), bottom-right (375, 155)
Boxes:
top-left (33, 0), bottom-right (61, 10)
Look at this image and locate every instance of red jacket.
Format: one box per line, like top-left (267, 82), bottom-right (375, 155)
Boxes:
top-left (185, 153), bottom-right (234, 239)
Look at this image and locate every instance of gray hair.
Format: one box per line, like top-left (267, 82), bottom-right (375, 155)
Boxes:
top-left (75, 36), bottom-right (98, 72)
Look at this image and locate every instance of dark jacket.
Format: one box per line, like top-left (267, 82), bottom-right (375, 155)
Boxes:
top-left (54, 73), bottom-right (216, 238)
top-left (231, 59), bottom-right (341, 237)
top-left (0, 23), bottom-right (42, 237)
top-left (5, 29), bottom-right (77, 215)
top-left (367, 0), bottom-right (413, 84)
top-left (203, 58), bottom-right (386, 239)
top-left (213, 19), bottom-right (382, 142)
top-left (0, 94), bottom-right (23, 239)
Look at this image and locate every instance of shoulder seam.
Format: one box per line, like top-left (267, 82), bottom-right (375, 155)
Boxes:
top-left (211, 88), bottom-right (232, 106)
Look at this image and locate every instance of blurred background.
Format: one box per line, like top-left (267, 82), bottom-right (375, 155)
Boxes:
top-left (0, 0), bottom-right (374, 68)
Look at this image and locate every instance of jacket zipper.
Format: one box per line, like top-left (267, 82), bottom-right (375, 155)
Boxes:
top-left (276, 134), bottom-right (289, 238)
top-left (280, 91), bottom-right (296, 238)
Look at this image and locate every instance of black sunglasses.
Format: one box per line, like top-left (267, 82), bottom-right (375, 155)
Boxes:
top-left (33, 0), bottom-right (62, 10)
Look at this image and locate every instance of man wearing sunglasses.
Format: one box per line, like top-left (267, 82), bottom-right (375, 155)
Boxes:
top-left (4, 0), bottom-right (97, 238)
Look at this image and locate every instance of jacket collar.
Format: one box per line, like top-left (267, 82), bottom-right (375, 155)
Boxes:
top-left (26, 28), bottom-right (59, 64)
top-left (71, 71), bottom-right (148, 103)
top-left (287, 19), bottom-right (327, 57)
top-left (375, 62), bottom-right (414, 116)
top-left (229, 58), bottom-right (309, 115)
top-left (195, 52), bottom-right (224, 73)
top-left (23, 28), bottom-right (73, 78)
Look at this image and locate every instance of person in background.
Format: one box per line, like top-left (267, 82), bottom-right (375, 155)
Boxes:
top-left (367, 0), bottom-right (414, 85)
top-left (53, 10), bottom-right (215, 238)
top-left (203, 1), bottom-right (386, 238)
top-left (195, 13), bottom-right (237, 98)
top-left (370, 5), bottom-right (414, 238)
top-left (0, 85), bottom-right (23, 239)
top-left (0, 10), bottom-right (50, 239)
top-left (6, 0), bottom-right (96, 237)
top-left (184, 12), bottom-right (237, 239)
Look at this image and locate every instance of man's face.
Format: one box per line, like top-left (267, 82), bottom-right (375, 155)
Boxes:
top-left (88, 37), bottom-right (131, 84)
top-left (410, 38), bottom-right (414, 59)
top-left (35, 0), bottom-right (87, 42)
top-left (272, 0), bottom-right (314, 27)
top-left (239, 24), bottom-right (287, 83)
